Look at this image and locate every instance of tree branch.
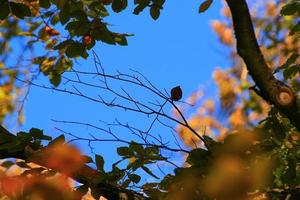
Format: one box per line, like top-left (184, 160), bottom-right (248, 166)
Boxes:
top-left (225, 0), bottom-right (300, 131)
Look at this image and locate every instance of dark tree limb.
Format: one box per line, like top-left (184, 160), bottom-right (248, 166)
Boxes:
top-left (0, 125), bottom-right (148, 200)
top-left (225, 0), bottom-right (300, 131)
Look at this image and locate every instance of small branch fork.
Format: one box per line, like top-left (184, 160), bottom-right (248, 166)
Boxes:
top-left (225, 0), bottom-right (300, 131)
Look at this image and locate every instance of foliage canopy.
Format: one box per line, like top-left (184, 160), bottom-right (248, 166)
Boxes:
top-left (0, 0), bottom-right (300, 200)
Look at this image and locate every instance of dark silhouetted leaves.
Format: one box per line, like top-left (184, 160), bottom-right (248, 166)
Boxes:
top-left (170, 86), bottom-right (182, 101)
top-left (95, 154), bottom-right (105, 172)
top-left (187, 148), bottom-right (211, 166)
top-left (128, 173), bottom-right (141, 183)
top-left (280, 2), bottom-right (299, 16)
top-left (112, 0), bottom-right (127, 13)
top-left (9, 2), bottom-right (31, 19)
top-left (65, 42), bottom-right (88, 58)
top-left (150, 6), bottom-right (160, 20)
top-left (117, 146), bottom-right (133, 156)
top-left (59, 3), bottom-right (71, 25)
top-left (39, 0), bottom-right (51, 8)
top-left (199, 0), bottom-right (213, 13)
top-left (0, 0), bottom-right (10, 20)
top-left (142, 166), bottom-right (159, 179)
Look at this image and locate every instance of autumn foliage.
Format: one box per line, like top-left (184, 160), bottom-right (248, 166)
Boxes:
top-left (0, 0), bottom-right (300, 200)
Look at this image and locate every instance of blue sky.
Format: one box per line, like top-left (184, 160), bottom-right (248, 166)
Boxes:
top-left (17, 1), bottom-right (229, 176)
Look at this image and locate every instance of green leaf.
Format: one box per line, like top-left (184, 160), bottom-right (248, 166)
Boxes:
top-left (203, 135), bottom-right (219, 152)
top-left (122, 179), bottom-right (131, 187)
top-left (95, 154), bottom-right (105, 172)
top-left (112, 0), bottom-right (127, 13)
top-left (117, 146), bottom-right (133, 156)
top-left (290, 21), bottom-right (300, 35)
top-left (283, 64), bottom-right (300, 80)
top-left (150, 6), bottom-right (160, 20)
top-left (39, 0), bottom-right (51, 8)
top-left (281, 3), bottom-right (299, 16)
top-left (0, 0), bottom-right (10, 20)
top-left (59, 3), bottom-right (71, 25)
top-left (55, 56), bottom-right (73, 73)
top-left (65, 42), bottom-right (88, 58)
top-left (114, 35), bottom-right (128, 46)
top-left (128, 173), bottom-right (141, 183)
top-left (187, 148), bottom-right (211, 166)
top-left (18, 32), bottom-right (36, 37)
top-left (29, 128), bottom-right (52, 141)
top-left (199, 0), bottom-right (213, 13)
top-left (33, 56), bottom-right (47, 65)
top-left (49, 72), bottom-right (61, 87)
top-left (50, 13), bottom-right (60, 25)
top-left (48, 134), bottom-right (65, 146)
top-left (133, 4), bottom-right (147, 15)
top-left (90, 188), bottom-right (101, 200)
top-left (53, 39), bottom-right (73, 50)
top-left (130, 142), bottom-right (143, 154)
top-left (9, 2), bottom-right (31, 19)
top-left (141, 166), bottom-right (159, 179)
top-left (1, 160), bottom-right (14, 168)
top-left (145, 146), bottom-right (159, 155)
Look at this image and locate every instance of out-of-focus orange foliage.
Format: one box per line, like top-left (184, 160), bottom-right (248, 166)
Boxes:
top-left (0, 174), bottom-right (81, 200)
top-left (39, 143), bottom-right (87, 176)
top-left (0, 159), bottom-right (79, 199)
top-left (0, 66), bottom-right (21, 123)
top-left (165, 129), bottom-right (274, 200)
top-left (0, 144), bottom-right (98, 200)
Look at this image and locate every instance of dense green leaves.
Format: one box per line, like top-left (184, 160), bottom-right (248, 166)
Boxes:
top-left (10, 2), bottom-right (31, 19)
top-left (39, 0), bottom-right (51, 8)
top-left (65, 42), bottom-right (88, 58)
top-left (0, 0), bottom-right (10, 20)
top-left (59, 3), bottom-right (71, 25)
top-left (280, 2), bottom-right (300, 16)
top-left (112, 0), bottom-right (128, 13)
top-left (0, 1), bottom-right (31, 19)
